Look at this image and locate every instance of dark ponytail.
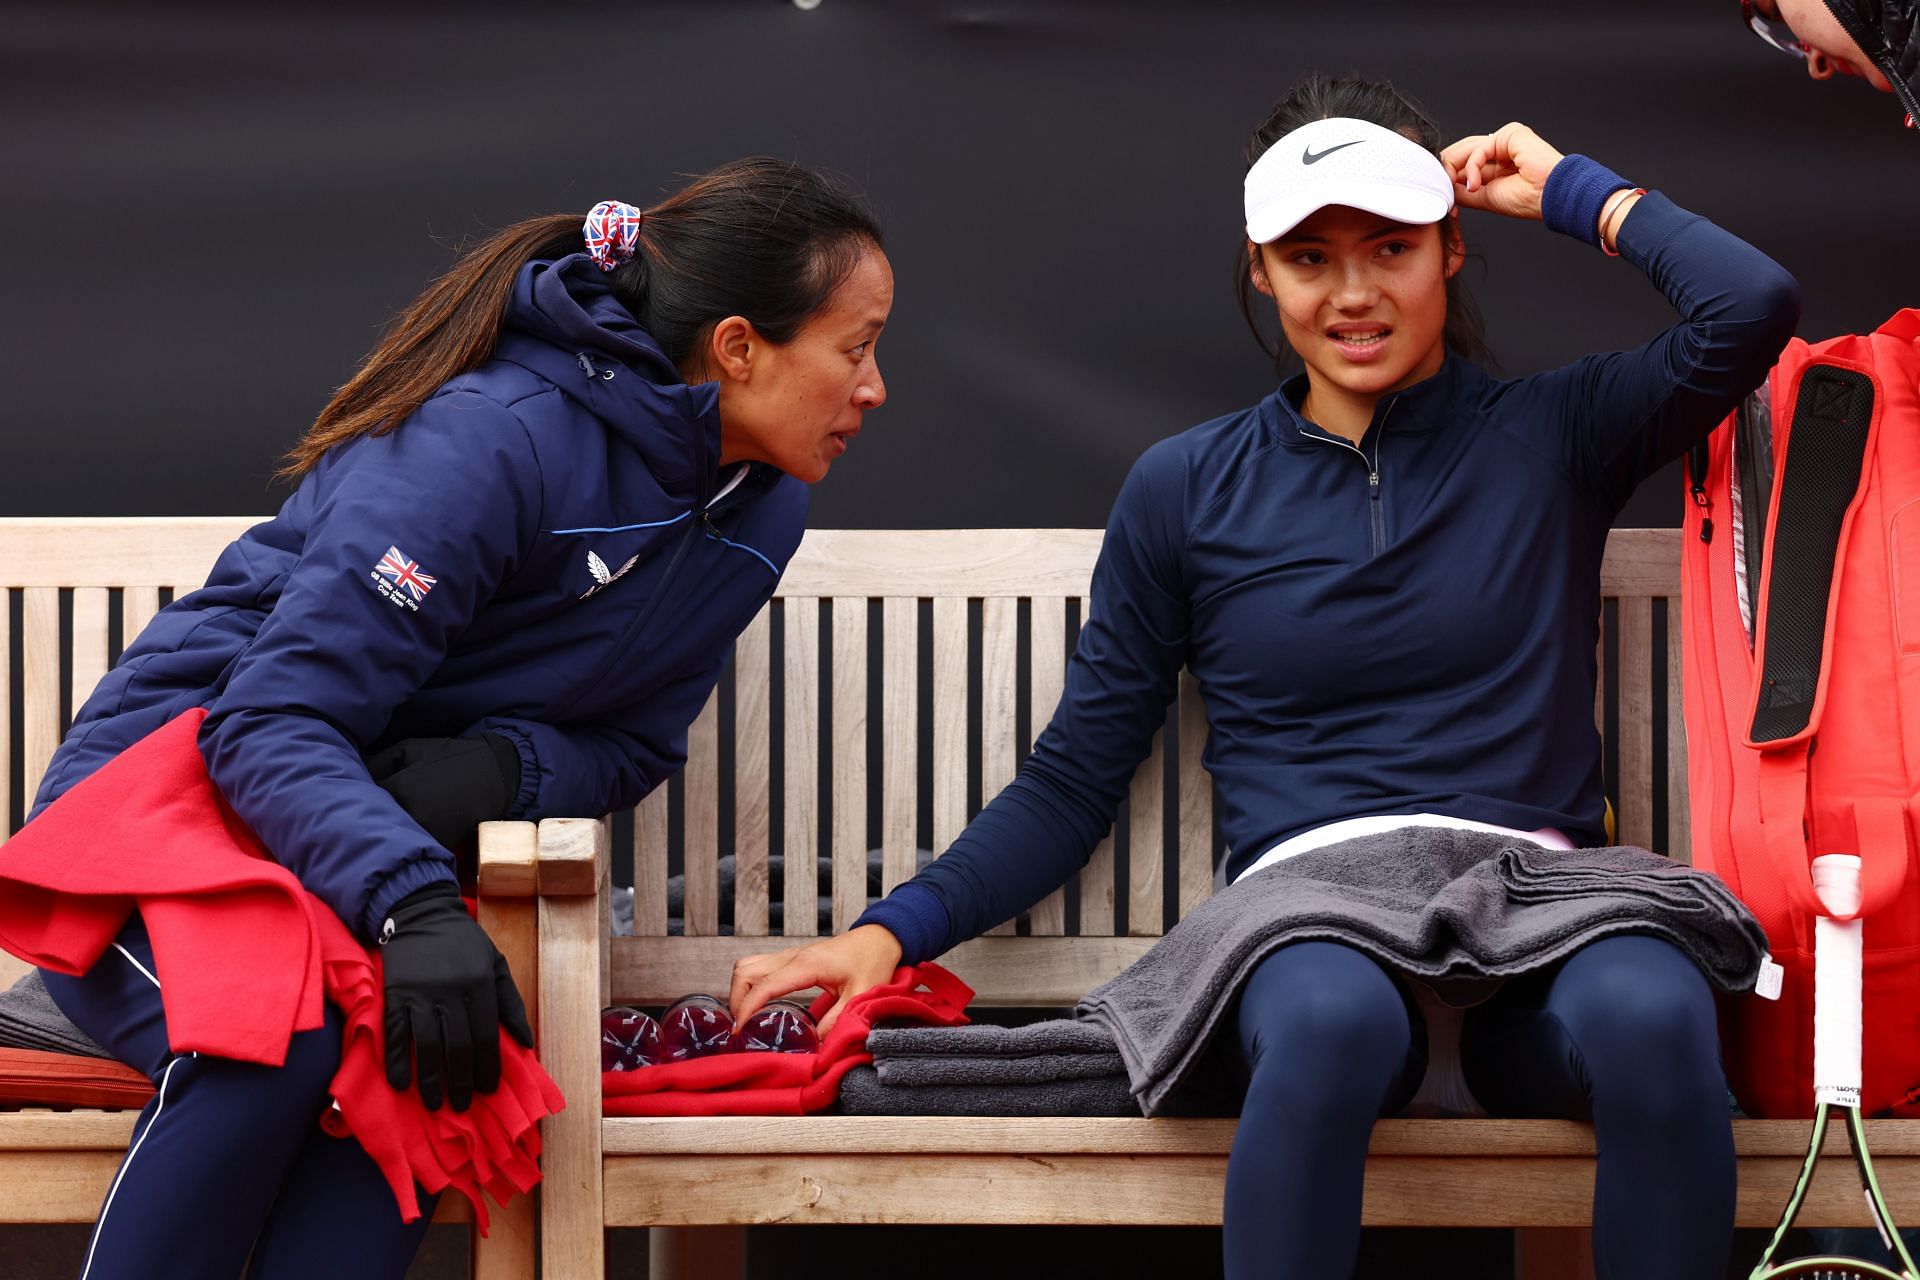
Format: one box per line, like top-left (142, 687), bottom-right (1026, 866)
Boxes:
top-left (1235, 73), bottom-right (1494, 374)
top-left (282, 158), bottom-right (882, 478)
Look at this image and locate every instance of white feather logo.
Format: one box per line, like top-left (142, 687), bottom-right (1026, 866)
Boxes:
top-left (581, 549), bottom-right (641, 599)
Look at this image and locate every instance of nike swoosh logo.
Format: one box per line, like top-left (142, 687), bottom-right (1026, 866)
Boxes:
top-left (1303, 140), bottom-right (1364, 164)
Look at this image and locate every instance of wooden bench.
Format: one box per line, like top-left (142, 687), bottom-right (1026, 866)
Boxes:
top-left (0, 518), bottom-right (536, 1279)
top-left (501, 526), bottom-right (1920, 1280)
top-left (8, 520), bottom-right (1919, 1279)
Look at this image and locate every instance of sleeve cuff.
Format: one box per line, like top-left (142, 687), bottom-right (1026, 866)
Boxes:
top-left (362, 857), bottom-right (461, 942)
top-left (1542, 154), bottom-right (1636, 249)
top-left (471, 718), bottom-right (541, 819)
top-left (851, 881), bottom-right (952, 967)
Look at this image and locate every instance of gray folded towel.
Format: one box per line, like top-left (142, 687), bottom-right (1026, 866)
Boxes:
top-left (1077, 828), bottom-right (1769, 1117)
top-left (876, 1051), bottom-right (1129, 1087)
top-left (837, 1065), bottom-right (1141, 1117)
top-left (867, 1018), bottom-right (1118, 1059)
top-left (0, 970), bottom-right (111, 1058)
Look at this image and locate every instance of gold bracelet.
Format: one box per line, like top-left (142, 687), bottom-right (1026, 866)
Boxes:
top-left (1600, 187), bottom-right (1647, 258)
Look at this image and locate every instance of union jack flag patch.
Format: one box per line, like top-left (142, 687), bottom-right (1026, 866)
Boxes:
top-left (370, 545), bottom-right (437, 612)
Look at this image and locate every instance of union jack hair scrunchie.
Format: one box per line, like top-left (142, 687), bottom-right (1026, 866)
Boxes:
top-left (583, 200), bottom-right (644, 271)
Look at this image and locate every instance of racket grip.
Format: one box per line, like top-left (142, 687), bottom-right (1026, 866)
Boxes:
top-left (1812, 854), bottom-right (1864, 1109)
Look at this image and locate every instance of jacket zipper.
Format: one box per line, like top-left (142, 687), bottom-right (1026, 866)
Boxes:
top-left (549, 354), bottom-right (722, 721)
top-left (549, 468), bottom-right (774, 721)
top-left (550, 514), bottom-right (704, 721)
top-left (1300, 399), bottom-right (1397, 557)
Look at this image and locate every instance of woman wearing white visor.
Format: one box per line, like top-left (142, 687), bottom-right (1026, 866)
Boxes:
top-left (732, 74), bottom-right (1799, 1277)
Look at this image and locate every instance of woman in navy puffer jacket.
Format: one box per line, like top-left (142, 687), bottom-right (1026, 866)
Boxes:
top-left (32, 158), bottom-right (892, 1279)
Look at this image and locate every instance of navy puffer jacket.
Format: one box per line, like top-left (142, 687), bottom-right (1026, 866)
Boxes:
top-left (31, 253), bottom-right (806, 939)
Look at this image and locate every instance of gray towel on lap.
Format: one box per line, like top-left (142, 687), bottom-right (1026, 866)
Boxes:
top-left (875, 1051), bottom-right (1128, 1087)
top-left (0, 970), bottom-right (110, 1058)
top-left (1076, 828), bottom-right (1769, 1117)
top-left (837, 1065), bottom-right (1141, 1117)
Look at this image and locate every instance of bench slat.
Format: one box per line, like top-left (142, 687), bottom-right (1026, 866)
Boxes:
top-left (774, 529), bottom-right (1104, 599)
top-left (122, 585), bottom-right (161, 654)
top-left (601, 1145), bottom-right (1920, 1229)
top-left (1178, 673), bottom-right (1213, 918)
top-left (1078, 594), bottom-right (1118, 936)
top-left (633, 784), bottom-right (669, 937)
top-left (1619, 596), bottom-right (1655, 850)
top-left (684, 692), bottom-right (721, 937)
top-left (0, 596), bottom-right (10, 849)
top-left (981, 597), bottom-right (1017, 936)
top-left (832, 598), bottom-right (869, 934)
top-left (22, 587), bottom-right (60, 808)
top-left (931, 596), bottom-right (967, 859)
top-left (70, 589), bottom-right (110, 732)
top-left (880, 598), bottom-right (918, 897)
top-left (1667, 610), bottom-right (1691, 864)
top-left (734, 608), bottom-right (773, 934)
top-left (1028, 596), bottom-right (1069, 934)
top-left (783, 599), bottom-right (821, 939)
top-left (600, 1115), bottom-right (1920, 1158)
top-left (1127, 728), bottom-right (1165, 938)
top-left (0, 516), bottom-right (249, 589)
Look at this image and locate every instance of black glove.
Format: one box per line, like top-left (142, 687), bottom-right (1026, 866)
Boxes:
top-left (379, 881), bottom-right (535, 1111)
top-left (365, 734), bottom-right (521, 852)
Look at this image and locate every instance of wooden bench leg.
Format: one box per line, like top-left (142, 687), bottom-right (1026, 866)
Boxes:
top-left (649, 1226), bottom-right (747, 1279)
top-left (522, 818), bottom-right (610, 1280)
top-left (1513, 1227), bottom-right (1595, 1280)
top-left (475, 880), bottom-right (539, 1280)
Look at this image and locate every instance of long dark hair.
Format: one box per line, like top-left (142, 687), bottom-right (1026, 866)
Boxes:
top-left (282, 158), bottom-right (884, 477)
top-left (1236, 74), bottom-right (1494, 374)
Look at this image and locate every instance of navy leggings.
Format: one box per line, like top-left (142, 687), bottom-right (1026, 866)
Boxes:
top-left (1225, 935), bottom-right (1733, 1280)
top-left (39, 914), bottom-right (436, 1280)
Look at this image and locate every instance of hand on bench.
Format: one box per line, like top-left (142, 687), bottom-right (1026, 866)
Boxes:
top-left (728, 923), bottom-right (902, 1035)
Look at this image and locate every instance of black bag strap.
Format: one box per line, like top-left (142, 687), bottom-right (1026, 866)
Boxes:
top-left (1747, 364), bottom-right (1878, 746)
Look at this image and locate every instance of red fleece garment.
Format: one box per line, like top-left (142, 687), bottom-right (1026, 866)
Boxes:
top-left (602, 964), bottom-right (973, 1116)
top-left (0, 709), bottom-right (563, 1229)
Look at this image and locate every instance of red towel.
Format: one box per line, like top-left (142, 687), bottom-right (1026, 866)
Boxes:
top-left (602, 963), bottom-right (973, 1116)
top-left (0, 709), bottom-right (563, 1229)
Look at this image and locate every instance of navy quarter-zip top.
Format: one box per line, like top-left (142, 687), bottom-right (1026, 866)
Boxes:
top-left (858, 175), bottom-right (1802, 965)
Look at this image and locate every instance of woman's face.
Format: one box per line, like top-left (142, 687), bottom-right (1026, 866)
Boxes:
top-left (1755, 0), bottom-right (1895, 89)
top-left (1251, 205), bottom-right (1460, 401)
top-left (709, 246), bottom-right (893, 483)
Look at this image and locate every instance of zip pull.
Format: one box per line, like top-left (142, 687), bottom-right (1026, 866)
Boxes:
top-left (1687, 441), bottom-right (1713, 544)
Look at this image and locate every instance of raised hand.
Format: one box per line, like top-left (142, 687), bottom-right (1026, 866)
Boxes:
top-left (1439, 123), bottom-right (1565, 220)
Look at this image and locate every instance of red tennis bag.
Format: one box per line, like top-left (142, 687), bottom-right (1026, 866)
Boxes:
top-left (1681, 309), bottom-right (1920, 1119)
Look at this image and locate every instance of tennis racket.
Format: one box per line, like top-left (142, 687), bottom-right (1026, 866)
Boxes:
top-left (1750, 855), bottom-right (1919, 1279)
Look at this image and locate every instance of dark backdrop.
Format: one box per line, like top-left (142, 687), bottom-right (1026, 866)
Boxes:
top-left (6, 0), bottom-right (1913, 531)
top-left (6, 4), bottom-right (1912, 1277)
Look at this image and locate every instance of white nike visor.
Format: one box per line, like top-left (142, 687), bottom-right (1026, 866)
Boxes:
top-left (1244, 117), bottom-right (1455, 244)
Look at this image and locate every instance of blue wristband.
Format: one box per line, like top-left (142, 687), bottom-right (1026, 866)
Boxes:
top-left (1541, 154), bottom-right (1636, 250)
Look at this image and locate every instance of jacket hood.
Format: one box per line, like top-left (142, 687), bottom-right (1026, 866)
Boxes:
top-left (495, 253), bottom-right (724, 500)
top-left (1826, 0), bottom-right (1920, 127)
